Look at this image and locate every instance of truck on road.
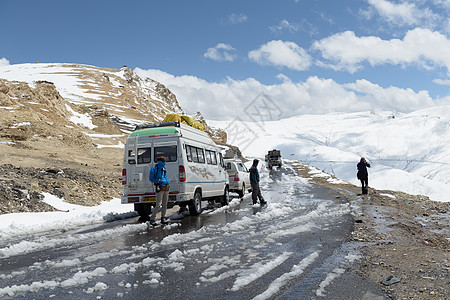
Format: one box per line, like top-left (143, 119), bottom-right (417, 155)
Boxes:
top-left (266, 149), bottom-right (282, 169)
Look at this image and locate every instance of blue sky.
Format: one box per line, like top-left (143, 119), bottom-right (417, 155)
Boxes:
top-left (1, 0), bottom-right (450, 120)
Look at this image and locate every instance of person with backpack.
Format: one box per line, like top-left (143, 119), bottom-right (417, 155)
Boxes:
top-left (357, 157), bottom-right (371, 194)
top-left (149, 156), bottom-right (170, 225)
top-left (249, 159), bottom-right (267, 206)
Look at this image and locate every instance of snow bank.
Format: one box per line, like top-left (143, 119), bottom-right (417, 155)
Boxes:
top-left (211, 107), bottom-right (450, 202)
top-left (0, 193), bottom-right (136, 240)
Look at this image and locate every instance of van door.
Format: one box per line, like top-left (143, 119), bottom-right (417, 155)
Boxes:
top-left (133, 142), bottom-right (153, 193)
top-left (215, 151), bottom-right (227, 195)
top-left (153, 140), bottom-right (179, 193)
top-left (205, 149), bottom-right (220, 196)
top-left (184, 144), bottom-right (209, 197)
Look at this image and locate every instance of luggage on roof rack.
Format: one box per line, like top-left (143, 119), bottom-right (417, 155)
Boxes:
top-left (134, 121), bottom-right (180, 131)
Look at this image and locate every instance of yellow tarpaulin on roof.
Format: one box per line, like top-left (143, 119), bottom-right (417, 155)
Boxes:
top-left (163, 113), bottom-right (182, 123)
top-left (181, 115), bottom-right (204, 131)
top-left (163, 113), bottom-right (204, 131)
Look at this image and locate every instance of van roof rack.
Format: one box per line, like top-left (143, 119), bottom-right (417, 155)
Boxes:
top-left (135, 121), bottom-right (180, 131)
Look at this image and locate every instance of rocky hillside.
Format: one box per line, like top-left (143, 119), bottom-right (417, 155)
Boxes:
top-left (0, 63), bottom-right (185, 131)
top-left (0, 63), bottom-right (224, 213)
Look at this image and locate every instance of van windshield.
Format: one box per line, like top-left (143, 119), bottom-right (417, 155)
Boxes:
top-left (154, 146), bottom-right (177, 162)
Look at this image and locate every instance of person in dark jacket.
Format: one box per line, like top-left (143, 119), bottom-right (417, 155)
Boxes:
top-left (249, 159), bottom-right (267, 206)
top-left (357, 157), bottom-right (371, 194)
top-left (149, 156), bottom-right (170, 225)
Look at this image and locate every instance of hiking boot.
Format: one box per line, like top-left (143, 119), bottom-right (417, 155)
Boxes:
top-left (161, 217), bottom-right (169, 225)
top-left (260, 200), bottom-right (267, 206)
top-left (149, 219), bottom-right (157, 226)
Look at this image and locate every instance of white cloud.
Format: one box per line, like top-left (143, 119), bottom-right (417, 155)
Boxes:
top-left (344, 79), bottom-right (434, 111)
top-left (313, 28), bottom-right (450, 74)
top-left (0, 57), bottom-right (10, 68)
top-left (204, 43), bottom-right (237, 62)
top-left (365, 0), bottom-right (439, 27)
top-left (433, 78), bottom-right (450, 86)
top-left (228, 13), bottom-right (248, 24)
top-left (435, 0), bottom-right (450, 10)
top-left (270, 20), bottom-right (300, 33)
top-left (270, 19), bottom-right (318, 36)
top-left (248, 40), bottom-right (312, 71)
top-left (134, 67), bottom-right (435, 121)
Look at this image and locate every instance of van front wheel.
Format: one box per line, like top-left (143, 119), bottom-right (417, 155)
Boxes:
top-left (221, 186), bottom-right (230, 206)
top-left (189, 191), bottom-right (202, 215)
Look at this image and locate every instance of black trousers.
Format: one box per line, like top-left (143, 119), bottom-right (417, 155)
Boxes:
top-left (360, 177), bottom-right (368, 188)
top-left (360, 177), bottom-right (368, 194)
top-left (251, 182), bottom-right (264, 204)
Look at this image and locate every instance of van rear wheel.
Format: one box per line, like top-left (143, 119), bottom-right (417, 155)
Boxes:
top-left (189, 191), bottom-right (202, 215)
top-left (134, 203), bottom-right (151, 219)
top-left (238, 183), bottom-right (245, 198)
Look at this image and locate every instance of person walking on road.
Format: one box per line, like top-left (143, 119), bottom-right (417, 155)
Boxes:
top-left (357, 157), bottom-right (371, 194)
top-left (149, 156), bottom-right (170, 225)
top-left (250, 159), bottom-right (267, 206)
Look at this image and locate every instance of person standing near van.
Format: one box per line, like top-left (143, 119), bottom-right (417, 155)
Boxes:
top-left (149, 156), bottom-right (170, 225)
top-left (357, 157), bottom-right (371, 194)
top-left (250, 159), bottom-right (267, 206)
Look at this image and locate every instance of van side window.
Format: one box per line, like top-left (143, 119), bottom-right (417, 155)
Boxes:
top-left (219, 153), bottom-right (225, 168)
top-left (197, 148), bottom-right (205, 163)
top-left (191, 146), bottom-right (198, 163)
top-left (189, 146), bottom-right (198, 163)
top-left (211, 151), bottom-right (217, 165)
top-left (186, 145), bottom-right (205, 164)
top-left (225, 162), bottom-right (231, 170)
top-left (205, 150), bottom-right (217, 165)
top-left (137, 148), bottom-right (151, 164)
top-left (186, 145), bottom-right (192, 162)
top-left (127, 149), bottom-right (136, 164)
top-left (206, 151), bottom-right (212, 164)
top-left (154, 146), bottom-right (177, 162)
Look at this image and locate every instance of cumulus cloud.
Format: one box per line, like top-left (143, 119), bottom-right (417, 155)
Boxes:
top-left (365, 0), bottom-right (439, 27)
top-left (0, 57), bottom-right (10, 68)
top-left (204, 43), bottom-right (237, 62)
top-left (134, 67), bottom-right (435, 121)
top-left (344, 79), bottom-right (434, 111)
top-left (228, 13), bottom-right (248, 24)
top-left (313, 28), bottom-right (450, 74)
top-left (248, 40), bottom-right (312, 71)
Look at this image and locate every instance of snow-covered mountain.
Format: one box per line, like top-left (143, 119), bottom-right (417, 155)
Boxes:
top-left (0, 63), bottom-right (184, 131)
top-left (211, 107), bottom-right (450, 202)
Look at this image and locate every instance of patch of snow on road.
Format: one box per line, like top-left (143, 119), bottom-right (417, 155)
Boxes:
top-left (0, 194), bottom-right (136, 240)
top-left (231, 252), bottom-right (293, 291)
top-left (253, 251), bottom-right (320, 300)
top-left (0, 222), bottom-right (146, 259)
top-left (315, 268), bottom-right (346, 297)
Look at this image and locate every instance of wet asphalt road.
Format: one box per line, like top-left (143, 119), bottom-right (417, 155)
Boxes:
top-left (0, 162), bottom-right (388, 299)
